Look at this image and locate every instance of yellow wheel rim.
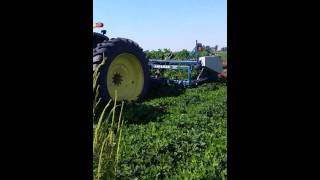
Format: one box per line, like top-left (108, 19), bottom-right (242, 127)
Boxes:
top-left (107, 53), bottom-right (144, 101)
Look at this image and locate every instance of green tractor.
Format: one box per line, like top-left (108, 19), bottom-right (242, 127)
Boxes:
top-left (93, 22), bottom-right (150, 102)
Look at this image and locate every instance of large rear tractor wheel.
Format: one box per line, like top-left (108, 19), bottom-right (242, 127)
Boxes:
top-left (93, 38), bottom-right (149, 102)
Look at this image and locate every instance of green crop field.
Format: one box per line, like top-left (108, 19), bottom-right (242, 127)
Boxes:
top-left (93, 51), bottom-right (227, 180)
top-left (116, 80), bottom-right (227, 179)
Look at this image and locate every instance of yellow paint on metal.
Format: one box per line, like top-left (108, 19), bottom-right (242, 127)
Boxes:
top-left (106, 53), bottom-right (144, 101)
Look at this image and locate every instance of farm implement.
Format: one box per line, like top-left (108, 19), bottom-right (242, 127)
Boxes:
top-left (149, 40), bottom-right (223, 87)
top-left (93, 22), bottom-right (225, 102)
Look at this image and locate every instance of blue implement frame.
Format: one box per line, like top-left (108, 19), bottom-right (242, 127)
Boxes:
top-left (149, 59), bottom-right (202, 87)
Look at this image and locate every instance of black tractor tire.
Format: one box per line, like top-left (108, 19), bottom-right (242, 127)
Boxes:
top-left (93, 32), bottom-right (109, 49)
top-left (93, 38), bottom-right (150, 102)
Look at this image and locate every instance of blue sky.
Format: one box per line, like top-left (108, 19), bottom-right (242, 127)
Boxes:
top-left (93, 0), bottom-right (227, 51)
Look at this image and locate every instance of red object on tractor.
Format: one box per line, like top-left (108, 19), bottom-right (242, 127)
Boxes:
top-left (94, 22), bottom-right (104, 28)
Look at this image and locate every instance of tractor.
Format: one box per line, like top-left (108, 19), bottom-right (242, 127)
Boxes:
top-left (93, 22), bottom-right (225, 102)
top-left (93, 22), bottom-right (150, 102)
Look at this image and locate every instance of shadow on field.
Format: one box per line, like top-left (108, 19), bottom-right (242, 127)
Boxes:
top-left (144, 81), bottom-right (186, 101)
top-left (123, 103), bottom-right (166, 125)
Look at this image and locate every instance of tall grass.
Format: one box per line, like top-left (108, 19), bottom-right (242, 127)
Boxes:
top-left (93, 57), bottom-right (124, 180)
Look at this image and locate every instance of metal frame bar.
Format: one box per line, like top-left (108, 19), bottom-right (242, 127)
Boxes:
top-left (150, 64), bottom-right (190, 70)
top-left (149, 59), bottom-right (198, 65)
